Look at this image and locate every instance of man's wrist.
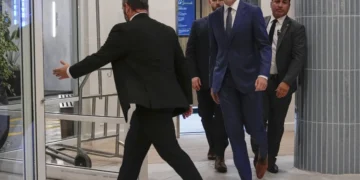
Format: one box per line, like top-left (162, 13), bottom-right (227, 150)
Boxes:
top-left (66, 67), bottom-right (73, 79)
top-left (191, 74), bottom-right (199, 78)
top-left (258, 75), bottom-right (268, 80)
top-left (281, 81), bottom-right (290, 87)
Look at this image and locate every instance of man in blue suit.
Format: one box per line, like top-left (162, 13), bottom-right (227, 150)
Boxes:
top-left (208, 0), bottom-right (272, 179)
top-left (186, 0), bottom-right (228, 173)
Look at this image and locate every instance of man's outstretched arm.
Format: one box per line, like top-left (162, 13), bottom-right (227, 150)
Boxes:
top-left (54, 24), bottom-right (129, 79)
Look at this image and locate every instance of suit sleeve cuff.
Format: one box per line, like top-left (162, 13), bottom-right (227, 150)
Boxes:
top-left (190, 72), bottom-right (198, 79)
top-left (282, 77), bottom-right (292, 86)
top-left (258, 75), bottom-right (268, 80)
top-left (67, 67), bottom-right (73, 79)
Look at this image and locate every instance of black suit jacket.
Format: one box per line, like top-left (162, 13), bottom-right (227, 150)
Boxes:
top-left (185, 17), bottom-right (211, 90)
top-left (69, 14), bottom-right (192, 121)
top-left (265, 16), bottom-right (307, 93)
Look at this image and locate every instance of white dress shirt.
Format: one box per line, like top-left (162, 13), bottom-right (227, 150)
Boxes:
top-left (223, 0), bottom-right (239, 28)
top-left (223, 0), bottom-right (267, 79)
top-left (66, 12), bottom-right (146, 78)
top-left (267, 15), bottom-right (287, 75)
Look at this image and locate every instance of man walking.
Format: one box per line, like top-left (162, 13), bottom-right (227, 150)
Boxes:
top-left (53, 0), bottom-right (202, 179)
top-left (251, 0), bottom-right (306, 173)
top-left (186, 0), bottom-right (228, 173)
top-left (208, 0), bottom-right (271, 179)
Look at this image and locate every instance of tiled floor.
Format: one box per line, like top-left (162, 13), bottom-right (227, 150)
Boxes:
top-left (148, 156), bottom-right (360, 180)
top-left (1, 128), bottom-right (360, 179)
top-left (45, 130), bottom-right (294, 169)
top-left (1, 109), bottom-right (360, 179)
top-left (148, 131), bottom-right (295, 164)
top-left (147, 131), bottom-right (360, 180)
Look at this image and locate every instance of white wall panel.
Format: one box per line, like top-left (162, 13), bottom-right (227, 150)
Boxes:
top-left (149, 0), bottom-right (177, 29)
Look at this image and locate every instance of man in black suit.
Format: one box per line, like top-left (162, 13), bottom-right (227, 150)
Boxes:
top-left (53, 0), bottom-right (202, 179)
top-left (186, 0), bottom-right (228, 173)
top-left (251, 0), bottom-right (306, 173)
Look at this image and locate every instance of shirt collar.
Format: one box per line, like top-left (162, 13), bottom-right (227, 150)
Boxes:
top-left (270, 15), bottom-right (287, 25)
top-left (130, 12), bottom-right (147, 21)
top-left (224, 0), bottom-right (240, 12)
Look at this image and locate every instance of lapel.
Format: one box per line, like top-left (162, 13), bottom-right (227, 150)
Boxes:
top-left (276, 16), bottom-right (291, 50)
top-left (229, 1), bottom-right (247, 41)
top-left (265, 16), bottom-right (271, 26)
top-left (215, 7), bottom-right (226, 38)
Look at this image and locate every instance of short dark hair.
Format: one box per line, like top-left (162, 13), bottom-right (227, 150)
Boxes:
top-left (123, 0), bottom-right (149, 10)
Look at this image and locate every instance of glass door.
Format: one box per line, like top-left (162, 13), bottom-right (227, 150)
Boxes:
top-left (34, 0), bottom-right (148, 179)
top-left (0, 0), bottom-right (46, 179)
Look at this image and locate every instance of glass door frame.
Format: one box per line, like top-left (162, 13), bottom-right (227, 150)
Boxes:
top-left (0, 0), bottom-right (45, 179)
top-left (22, 0), bottom-right (46, 179)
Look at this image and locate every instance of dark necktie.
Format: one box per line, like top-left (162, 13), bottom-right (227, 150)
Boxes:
top-left (268, 19), bottom-right (278, 43)
top-left (225, 7), bottom-right (232, 36)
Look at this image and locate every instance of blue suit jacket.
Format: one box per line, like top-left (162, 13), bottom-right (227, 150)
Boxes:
top-left (209, 2), bottom-right (272, 93)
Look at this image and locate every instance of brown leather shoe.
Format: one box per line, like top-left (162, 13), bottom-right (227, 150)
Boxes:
top-left (255, 156), bottom-right (268, 179)
top-left (215, 157), bottom-right (227, 173)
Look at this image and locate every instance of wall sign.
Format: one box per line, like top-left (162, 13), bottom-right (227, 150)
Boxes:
top-left (12, 0), bottom-right (29, 26)
top-left (177, 0), bottom-right (196, 37)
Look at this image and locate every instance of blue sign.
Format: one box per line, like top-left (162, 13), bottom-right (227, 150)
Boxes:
top-left (177, 0), bottom-right (196, 36)
top-left (13, 0), bottom-right (29, 27)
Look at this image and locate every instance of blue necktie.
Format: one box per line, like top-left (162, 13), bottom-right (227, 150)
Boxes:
top-left (226, 7), bottom-right (232, 36)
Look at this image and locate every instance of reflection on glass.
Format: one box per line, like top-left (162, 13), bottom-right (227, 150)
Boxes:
top-left (0, 0), bottom-right (25, 178)
top-left (51, 1), bottom-right (56, 38)
top-left (42, 0), bottom-right (125, 179)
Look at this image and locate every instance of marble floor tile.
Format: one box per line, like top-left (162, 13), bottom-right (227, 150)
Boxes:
top-left (148, 156), bottom-right (360, 180)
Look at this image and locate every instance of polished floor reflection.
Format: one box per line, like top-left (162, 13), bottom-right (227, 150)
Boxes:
top-left (149, 156), bottom-right (360, 180)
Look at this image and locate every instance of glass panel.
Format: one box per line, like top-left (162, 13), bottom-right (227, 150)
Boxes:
top-left (0, 0), bottom-right (30, 179)
top-left (43, 73), bottom-right (129, 178)
top-left (40, 0), bottom-right (147, 179)
top-left (41, 0), bottom-right (78, 142)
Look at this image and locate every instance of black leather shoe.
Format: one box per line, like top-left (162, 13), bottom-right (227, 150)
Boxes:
top-left (207, 151), bottom-right (216, 160)
top-left (215, 157), bottom-right (227, 173)
top-left (267, 164), bottom-right (279, 173)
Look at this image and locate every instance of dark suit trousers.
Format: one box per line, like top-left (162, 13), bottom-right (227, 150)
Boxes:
top-left (251, 75), bottom-right (292, 165)
top-left (219, 73), bottom-right (267, 180)
top-left (196, 89), bottom-right (228, 157)
top-left (118, 106), bottom-right (202, 180)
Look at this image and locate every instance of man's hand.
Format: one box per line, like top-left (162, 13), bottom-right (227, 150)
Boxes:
top-left (211, 88), bottom-right (220, 104)
top-left (192, 77), bottom-right (201, 91)
top-left (53, 60), bottom-right (70, 80)
top-left (276, 82), bottom-right (290, 98)
top-left (255, 76), bottom-right (268, 91)
top-left (182, 106), bottom-right (193, 119)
